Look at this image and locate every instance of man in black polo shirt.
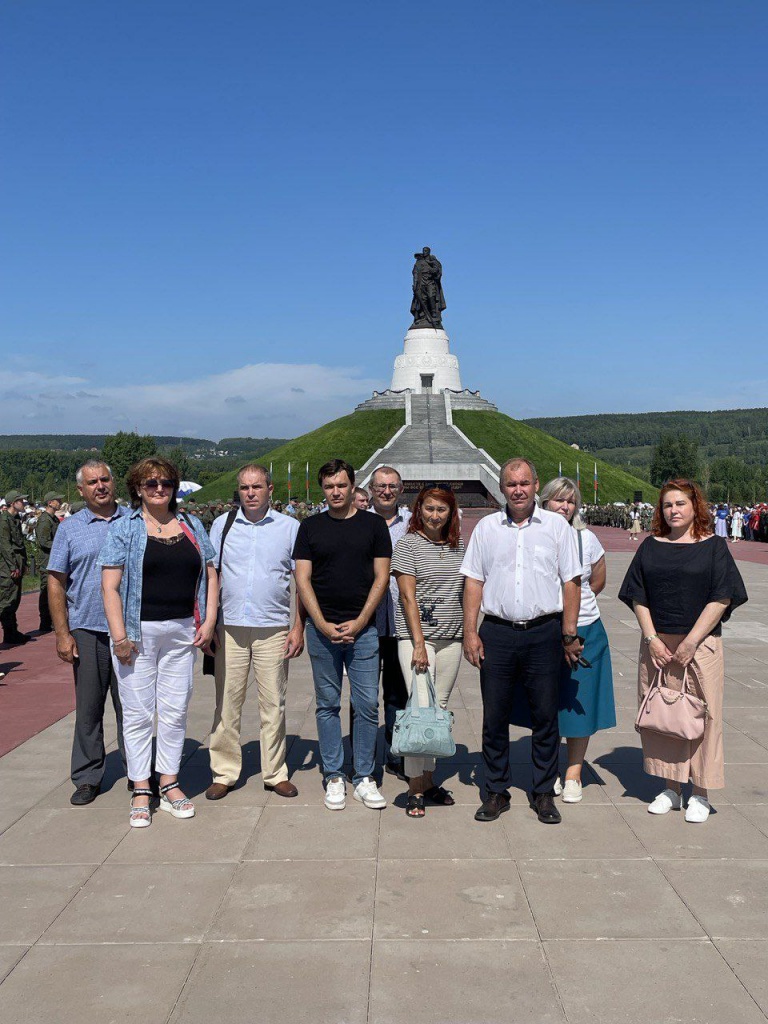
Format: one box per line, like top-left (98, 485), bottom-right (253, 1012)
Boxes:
top-left (294, 459), bottom-right (392, 811)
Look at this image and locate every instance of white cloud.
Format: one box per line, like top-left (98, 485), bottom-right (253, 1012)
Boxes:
top-left (0, 363), bottom-right (382, 441)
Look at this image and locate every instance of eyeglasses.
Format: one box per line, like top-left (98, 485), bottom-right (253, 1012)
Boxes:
top-left (142, 478), bottom-right (175, 490)
top-left (371, 484), bottom-right (400, 493)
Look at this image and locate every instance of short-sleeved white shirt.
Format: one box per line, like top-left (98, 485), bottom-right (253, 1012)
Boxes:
top-left (575, 527), bottom-right (605, 627)
top-left (460, 507), bottom-right (581, 622)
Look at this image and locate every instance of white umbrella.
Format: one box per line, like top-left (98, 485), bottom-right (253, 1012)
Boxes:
top-left (178, 481), bottom-right (203, 498)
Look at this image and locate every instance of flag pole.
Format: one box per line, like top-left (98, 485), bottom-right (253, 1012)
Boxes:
top-left (305, 461), bottom-right (310, 503)
top-left (287, 462), bottom-right (292, 500)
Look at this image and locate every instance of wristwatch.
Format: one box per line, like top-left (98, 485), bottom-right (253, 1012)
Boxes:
top-left (562, 634), bottom-right (579, 646)
top-left (643, 634), bottom-right (659, 646)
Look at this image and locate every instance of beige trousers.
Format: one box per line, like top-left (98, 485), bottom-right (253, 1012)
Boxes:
top-left (210, 625), bottom-right (289, 786)
top-left (397, 638), bottom-right (463, 778)
top-left (638, 632), bottom-right (724, 789)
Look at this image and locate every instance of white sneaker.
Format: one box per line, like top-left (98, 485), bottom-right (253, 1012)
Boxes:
top-left (648, 788), bottom-right (682, 814)
top-left (562, 779), bottom-right (583, 803)
top-left (685, 795), bottom-right (711, 823)
top-left (553, 777), bottom-right (563, 796)
top-left (353, 777), bottom-right (387, 809)
top-left (324, 776), bottom-right (346, 811)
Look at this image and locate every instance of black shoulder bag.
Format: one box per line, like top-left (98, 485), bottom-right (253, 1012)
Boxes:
top-left (202, 509), bottom-right (238, 676)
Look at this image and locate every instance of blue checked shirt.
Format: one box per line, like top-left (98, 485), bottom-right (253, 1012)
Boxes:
top-left (47, 505), bottom-right (129, 633)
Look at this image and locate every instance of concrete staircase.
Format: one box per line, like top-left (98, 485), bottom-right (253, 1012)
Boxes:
top-left (358, 392), bottom-right (503, 505)
top-left (382, 394), bottom-right (486, 465)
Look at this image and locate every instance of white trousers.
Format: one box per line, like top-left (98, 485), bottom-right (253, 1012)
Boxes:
top-left (397, 638), bottom-right (463, 778)
top-left (112, 618), bottom-right (196, 781)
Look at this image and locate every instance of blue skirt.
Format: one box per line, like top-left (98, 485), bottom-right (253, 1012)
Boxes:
top-left (509, 617), bottom-right (616, 737)
top-left (559, 618), bottom-right (616, 737)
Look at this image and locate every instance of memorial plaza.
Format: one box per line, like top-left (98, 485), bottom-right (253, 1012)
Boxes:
top-left (0, 535), bottom-right (767, 1024)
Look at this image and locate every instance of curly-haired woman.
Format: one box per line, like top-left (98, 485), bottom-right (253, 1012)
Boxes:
top-left (619, 479), bottom-right (747, 822)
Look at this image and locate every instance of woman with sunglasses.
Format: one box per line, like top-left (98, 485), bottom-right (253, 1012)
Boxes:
top-left (539, 477), bottom-right (616, 802)
top-left (99, 457), bottom-right (217, 827)
top-left (391, 485), bottom-right (465, 817)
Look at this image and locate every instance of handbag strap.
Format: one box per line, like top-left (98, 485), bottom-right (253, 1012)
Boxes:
top-left (406, 668), bottom-right (438, 718)
top-left (215, 508), bottom-right (238, 575)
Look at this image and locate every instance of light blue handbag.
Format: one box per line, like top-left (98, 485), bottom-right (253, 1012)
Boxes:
top-left (390, 669), bottom-right (456, 759)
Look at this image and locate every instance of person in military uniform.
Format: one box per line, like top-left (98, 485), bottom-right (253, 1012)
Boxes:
top-left (35, 491), bottom-right (63, 632)
top-left (0, 491), bottom-right (30, 645)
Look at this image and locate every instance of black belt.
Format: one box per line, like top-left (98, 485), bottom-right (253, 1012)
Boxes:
top-left (483, 612), bottom-right (561, 631)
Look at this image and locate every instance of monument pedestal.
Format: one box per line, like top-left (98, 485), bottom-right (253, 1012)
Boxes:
top-left (390, 328), bottom-right (462, 394)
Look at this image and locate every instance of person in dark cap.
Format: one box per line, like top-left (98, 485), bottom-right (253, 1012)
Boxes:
top-left (36, 491), bottom-right (63, 632)
top-left (0, 491), bottom-right (30, 644)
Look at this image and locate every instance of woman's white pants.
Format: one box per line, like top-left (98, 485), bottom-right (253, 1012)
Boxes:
top-left (112, 618), bottom-right (196, 781)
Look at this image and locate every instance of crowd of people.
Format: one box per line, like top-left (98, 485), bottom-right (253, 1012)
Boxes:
top-left (583, 499), bottom-right (768, 543)
top-left (0, 455), bottom-right (748, 831)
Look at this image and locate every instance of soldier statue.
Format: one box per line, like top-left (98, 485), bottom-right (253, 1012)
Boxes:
top-left (410, 246), bottom-right (446, 329)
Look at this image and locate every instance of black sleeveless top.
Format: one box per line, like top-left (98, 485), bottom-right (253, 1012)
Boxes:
top-left (140, 533), bottom-right (200, 621)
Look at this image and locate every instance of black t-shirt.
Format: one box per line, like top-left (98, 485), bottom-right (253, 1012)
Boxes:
top-left (141, 534), bottom-right (200, 621)
top-left (292, 510), bottom-right (392, 624)
top-left (618, 535), bottom-right (747, 636)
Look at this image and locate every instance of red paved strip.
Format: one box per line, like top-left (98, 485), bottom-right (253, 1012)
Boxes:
top-left (0, 594), bottom-right (74, 757)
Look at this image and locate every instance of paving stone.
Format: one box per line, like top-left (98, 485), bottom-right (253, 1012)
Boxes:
top-left (660, 859), bottom-right (768, 938)
top-left (242, 803), bottom-right (377, 860)
top-left (369, 940), bottom-right (566, 1024)
top-left (169, 941), bottom-right (370, 1024)
top-left (0, 944), bottom-right (199, 1024)
top-left (208, 859), bottom-right (375, 940)
top-left (617, 804), bottom-right (768, 859)
top-left (0, 946), bottom-right (27, 983)
top-left (502, 804), bottom-right (647, 859)
top-left (0, 865), bottom-right (93, 944)
top-left (519, 859), bottom-right (703, 939)
top-left (546, 938), bottom-right (766, 1024)
top-left (714, 939), bottom-right (768, 1017)
top-left (40, 862), bottom-right (235, 944)
top-left (107, 805), bottom-right (262, 863)
top-left (374, 858), bottom-right (536, 940)
top-left (0, 808), bottom-right (129, 865)
top-left (378, 800), bottom-right (510, 860)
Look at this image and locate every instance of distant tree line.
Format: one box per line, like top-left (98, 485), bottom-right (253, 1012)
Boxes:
top-left (0, 432), bottom-right (289, 501)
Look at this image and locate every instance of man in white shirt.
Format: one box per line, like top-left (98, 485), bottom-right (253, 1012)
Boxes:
top-left (461, 458), bottom-right (583, 824)
top-left (206, 464), bottom-right (305, 800)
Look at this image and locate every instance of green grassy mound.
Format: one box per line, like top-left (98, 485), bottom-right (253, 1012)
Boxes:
top-left (453, 410), bottom-right (656, 504)
top-left (194, 408), bottom-right (405, 503)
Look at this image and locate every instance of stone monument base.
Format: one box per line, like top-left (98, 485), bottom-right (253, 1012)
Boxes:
top-left (390, 328), bottom-right (462, 394)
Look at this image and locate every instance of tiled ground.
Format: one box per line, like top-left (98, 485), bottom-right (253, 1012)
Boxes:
top-left (0, 550), bottom-right (767, 1022)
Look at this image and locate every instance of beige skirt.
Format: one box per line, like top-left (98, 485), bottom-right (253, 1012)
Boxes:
top-left (629, 518), bottom-right (642, 534)
top-left (637, 633), bottom-right (724, 789)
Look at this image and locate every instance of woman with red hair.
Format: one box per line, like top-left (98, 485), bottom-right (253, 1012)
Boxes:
top-left (619, 479), bottom-right (747, 822)
top-left (391, 485), bottom-right (465, 817)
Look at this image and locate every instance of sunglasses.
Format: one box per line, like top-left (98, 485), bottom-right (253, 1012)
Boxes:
top-left (426, 482), bottom-right (452, 493)
top-left (142, 478), bottom-right (175, 490)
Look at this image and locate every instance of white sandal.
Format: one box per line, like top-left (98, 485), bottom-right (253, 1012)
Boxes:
top-left (129, 788), bottom-right (153, 828)
top-left (158, 782), bottom-right (195, 819)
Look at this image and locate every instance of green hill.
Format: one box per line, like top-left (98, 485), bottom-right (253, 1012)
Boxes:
top-left (454, 410), bottom-right (656, 503)
top-left (194, 409), bottom-right (405, 503)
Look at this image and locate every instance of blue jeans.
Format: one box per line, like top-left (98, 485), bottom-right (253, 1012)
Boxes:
top-left (306, 620), bottom-right (380, 785)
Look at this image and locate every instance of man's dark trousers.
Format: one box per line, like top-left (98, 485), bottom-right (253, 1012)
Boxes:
top-left (71, 629), bottom-right (127, 786)
top-left (348, 636), bottom-right (408, 766)
top-left (479, 617), bottom-right (562, 796)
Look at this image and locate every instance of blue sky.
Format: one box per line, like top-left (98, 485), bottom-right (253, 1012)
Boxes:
top-left (2, 1), bottom-right (767, 440)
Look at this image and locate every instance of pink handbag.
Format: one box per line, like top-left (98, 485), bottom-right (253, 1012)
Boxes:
top-left (635, 667), bottom-right (709, 741)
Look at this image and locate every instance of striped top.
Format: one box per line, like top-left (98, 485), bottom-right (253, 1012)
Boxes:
top-left (391, 532), bottom-right (465, 641)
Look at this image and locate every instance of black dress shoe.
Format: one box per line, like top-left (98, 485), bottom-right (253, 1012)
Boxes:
top-left (71, 784), bottom-right (100, 806)
top-left (474, 792), bottom-right (511, 822)
top-left (4, 631), bottom-right (30, 646)
top-left (528, 791), bottom-right (562, 824)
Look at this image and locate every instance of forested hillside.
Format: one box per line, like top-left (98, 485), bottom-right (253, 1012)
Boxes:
top-left (523, 409), bottom-right (768, 467)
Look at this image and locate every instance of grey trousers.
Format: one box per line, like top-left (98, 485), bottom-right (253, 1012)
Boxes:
top-left (71, 629), bottom-right (127, 786)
